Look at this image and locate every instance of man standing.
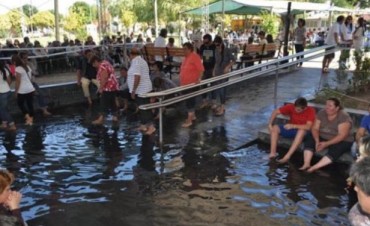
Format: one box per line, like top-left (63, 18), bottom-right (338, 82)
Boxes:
top-left (198, 34), bottom-right (216, 108)
top-left (321, 15), bottom-right (345, 73)
top-left (268, 97), bottom-right (316, 162)
top-left (154, 28), bottom-right (168, 71)
top-left (127, 48), bottom-right (155, 135)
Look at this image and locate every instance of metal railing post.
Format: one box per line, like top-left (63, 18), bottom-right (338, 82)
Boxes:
top-left (274, 62), bottom-right (279, 108)
top-left (159, 97), bottom-right (164, 147)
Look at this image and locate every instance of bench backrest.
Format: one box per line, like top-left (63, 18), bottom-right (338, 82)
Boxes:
top-left (245, 44), bottom-right (263, 54)
top-left (166, 47), bottom-right (186, 57)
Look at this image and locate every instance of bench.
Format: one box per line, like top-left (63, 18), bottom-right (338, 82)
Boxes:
top-left (165, 47), bottom-right (186, 77)
top-left (237, 43), bottom-right (279, 69)
top-left (143, 46), bottom-right (168, 69)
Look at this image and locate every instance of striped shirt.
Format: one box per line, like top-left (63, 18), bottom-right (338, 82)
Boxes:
top-left (127, 56), bottom-right (152, 95)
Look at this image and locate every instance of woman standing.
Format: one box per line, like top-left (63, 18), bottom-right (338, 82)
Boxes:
top-left (353, 17), bottom-right (366, 53)
top-left (89, 55), bottom-right (120, 125)
top-left (180, 42), bottom-right (204, 127)
top-left (12, 54), bottom-right (35, 126)
top-left (211, 36), bottom-right (235, 116)
top-left (294, 18), bottom-right (306, 67)
top-left (0, 61), bottom-right (16, 131)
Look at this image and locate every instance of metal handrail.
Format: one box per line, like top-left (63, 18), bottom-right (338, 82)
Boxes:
top-left (139, 44), bottom-right (336, 99)
top-left (137, 44), bottom-right (338, 146)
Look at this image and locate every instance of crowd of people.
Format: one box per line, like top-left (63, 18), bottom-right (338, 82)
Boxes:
top-left (0, 15), bottom-right (370, 224)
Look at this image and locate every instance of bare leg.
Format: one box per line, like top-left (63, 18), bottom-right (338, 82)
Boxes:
top-left (278, 129), bottom-right (306, 163)
top-left (269, 125), bottom-right (280, 158)
top-left (299, 150), bottom-right (314, 170)
top-left (92, 115), bottom-right (104, 125)
top-left (307, 156), bottom-right (332, 173)
top-left (182, 111), bottom-right (195, 128)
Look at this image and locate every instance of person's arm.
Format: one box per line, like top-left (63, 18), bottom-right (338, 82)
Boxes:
top-left (356, 127), bottom-right (366, 145)
top-left (14, 73), bottom-right (21, 95)
top-left (6, 72), bottom-right (12, 86)
top-left (311, 119), bottom-right (321, 144)
top-left (286, 121), bottom-right (313, 131)
top-left (268, 109), bottom-right (281, 131)
top-left (320, 122), bottom-right (351, 149)
top-left (131, 74), bottom-right (141, 99)
top-left (5, 191), bottom-right (24, 225)
top-left (98, 69), bottom-right (108, 93)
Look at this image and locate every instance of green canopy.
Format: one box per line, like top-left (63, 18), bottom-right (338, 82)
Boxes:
top-left (182, 0), bottom-right (352, 15)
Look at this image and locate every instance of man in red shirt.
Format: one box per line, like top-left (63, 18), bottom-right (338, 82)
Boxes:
top-left (268, 97), bottom-right (316, 163)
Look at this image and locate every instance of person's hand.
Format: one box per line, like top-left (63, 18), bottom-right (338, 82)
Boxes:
top-left (5, 191), bottom-right (22, 210)
top-left (316, 141), bottom-right (328, 152)
top-left (284, 124), bottom-right (294, 130)
top-left (131, 91), bottom-right (136, 100)
top-left (268, 123), bottom-right (273, 132)
top-left (223, 67), bottom-right (231, 74)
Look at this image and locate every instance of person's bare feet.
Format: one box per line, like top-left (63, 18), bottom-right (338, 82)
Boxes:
top-left (299, 165), bottom-right (310, 171)
top-left (145, 125), bottom-right (156, 135)
top-left (306, 167), bottom-right (316, 173)
top-left (92, 117), bottom-right (104, 125)
top-left (268, 153), bottom-right (277, 159)
top-left (277, 157), bottom-right (289, 164)
top-left (182, 120), bottom-right (192, 128)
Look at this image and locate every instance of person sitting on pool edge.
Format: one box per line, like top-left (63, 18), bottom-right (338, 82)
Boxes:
top-left (268, 97), bottom-right (316, 162)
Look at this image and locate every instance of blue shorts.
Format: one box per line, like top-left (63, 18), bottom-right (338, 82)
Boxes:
top-left (279, 124), bottom-right (298, 138)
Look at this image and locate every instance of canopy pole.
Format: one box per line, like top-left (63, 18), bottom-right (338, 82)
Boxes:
top-left (54, 0), bottom-right (60, 41)
top-left (283, 2), bottom-right (292, 60)
top-left (328, 0), bottom-right (333, 26)
top-left (221, 0), bottom-right (225, 33)
top-left (155, 0), bottom-right (159, 38)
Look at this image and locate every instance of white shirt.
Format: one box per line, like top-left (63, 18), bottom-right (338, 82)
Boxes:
top-left (154, 36), bottom-right (166, 61)
top-left (127, 56), bottom-right (152, 95)
top-left (15, 66), bottom-right (35, 94)
top-left (325, 22), bottom-right (341, 45)
top-left (353, 27), bottom-right (365, 51)
top-left (0, 70), bottom-right (10, 93)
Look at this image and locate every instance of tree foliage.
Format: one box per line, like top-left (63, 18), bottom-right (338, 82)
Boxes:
top-left (6, 10), bottom-right (23, 36)
top-left (31, 11), bottom-right (55, 28)
top-left (21, 4), bottom-right (38, 17)
top-left (259, 11), bottom-right (279, 37)
top-left (70, 1), bottom-right (93, 24)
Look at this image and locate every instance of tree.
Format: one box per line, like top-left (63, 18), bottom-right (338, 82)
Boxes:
top-left (259, 11), bottom-right (280, 37)
top-left (63, 11), bottom-right (82, 33)
top-left (21, 4), bottom-right (38, 17)
top-left (70, 1), bottom-right (93, 24)
top-left (0, 14), bottom-right (11, 38)
top-left (120, 10), bottom-right (136, 28)
top-left (31, 11), bottom-right (55, 28)
top-left (6, 9), bottom-right (23, 36)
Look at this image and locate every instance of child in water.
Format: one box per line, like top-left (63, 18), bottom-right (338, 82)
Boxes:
top-left (0, 170), bottom-right (24, 225)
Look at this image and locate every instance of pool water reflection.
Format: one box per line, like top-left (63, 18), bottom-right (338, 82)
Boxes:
top-left (0, 106), bottom-right (353, 226)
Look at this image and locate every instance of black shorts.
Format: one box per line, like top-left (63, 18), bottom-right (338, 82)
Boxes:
top-left (325, 47), bottom-right (335, 59)
top-left (303, 133), bottom-right (352, 161)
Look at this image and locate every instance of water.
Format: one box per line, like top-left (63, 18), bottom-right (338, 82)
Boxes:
top-left (0, 104), bottom-right (354, 226)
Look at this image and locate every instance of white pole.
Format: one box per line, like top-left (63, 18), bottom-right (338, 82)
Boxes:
top-left (54, 0), bottom-right (60, 41)
top-left (154, 0), bottom-right (159, 37)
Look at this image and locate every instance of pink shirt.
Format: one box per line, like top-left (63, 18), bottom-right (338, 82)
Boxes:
top-left (97, 61), bottom-right (119, 92)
